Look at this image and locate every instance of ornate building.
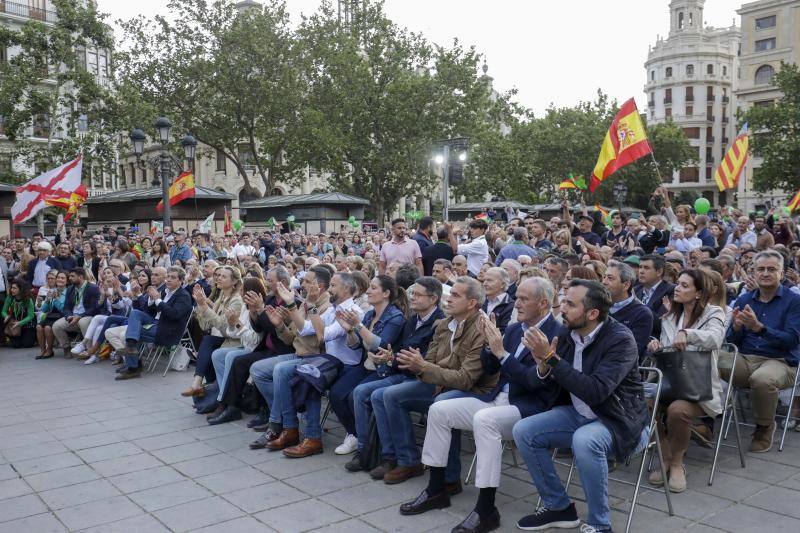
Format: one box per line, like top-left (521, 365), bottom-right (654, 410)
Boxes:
top-left (644, 0), bottom-right (740, 206)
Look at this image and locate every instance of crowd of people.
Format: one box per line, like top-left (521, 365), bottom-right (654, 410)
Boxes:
top-left (1, 191), bottom-right (799, 533)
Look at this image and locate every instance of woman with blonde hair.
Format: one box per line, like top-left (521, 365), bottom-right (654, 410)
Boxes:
top-left (74, 266), bottom-right (131, 364)
top-left (182, 265), bottom-right (244, 397)
top-left (553, 228), bottom-right (574, 255)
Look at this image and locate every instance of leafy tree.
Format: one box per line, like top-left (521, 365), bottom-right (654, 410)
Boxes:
top-left (116, 0), bottom-right (309, 197)
top-left (0, 0), bottom-right (116, 184)
top-left (297, 1), bottom-right (496, 223)
top-left (744, 63), bottom-right (800, 194)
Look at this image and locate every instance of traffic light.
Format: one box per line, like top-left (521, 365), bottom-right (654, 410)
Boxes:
top-left (448, 164), bottom-right (464, 186)
top-left (446, 138), bottom-right (469, 186)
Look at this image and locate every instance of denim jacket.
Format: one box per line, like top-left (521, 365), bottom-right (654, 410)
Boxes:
top-left (349, 304), bottom-right (405, 355)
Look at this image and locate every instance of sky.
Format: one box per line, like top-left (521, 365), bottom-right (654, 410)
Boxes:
top-left (97, 0), bottom-right (744, 116)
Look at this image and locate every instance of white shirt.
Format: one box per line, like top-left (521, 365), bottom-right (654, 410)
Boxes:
top-left (640, 280), bottom-right (662, 306)
top-left (457, 235), bottom-right (489, 276)
top-left (725, 230), bottom-right (757, 249)
top-left (299, 296), bottom-right (365, 365)
top-left (671, 235), bottom-right (702, 252)
top-left (569, 323), bottom-right (603, 420)
top-left (447, 318), bottom-right (460, 353)
top-left (33, 258), bottom-right (51, 287)
top-left (150, 287), bottom-right (176, 320)
top-left (232, 243), bottom-right (257, 257)
top-left (486, 293), bottom-right (507, 317)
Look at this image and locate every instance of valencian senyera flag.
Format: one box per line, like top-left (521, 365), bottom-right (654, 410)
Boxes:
top-left (589, 98), bottom-right (653, 192)
top-left (788, 189), bottom-right (800, 212)
top-left (156, 171), bottom-right (196, 212)
top-left (559, 173), bottom-right (588, 190)
top-left (714, 123), bottom-right (749, 192)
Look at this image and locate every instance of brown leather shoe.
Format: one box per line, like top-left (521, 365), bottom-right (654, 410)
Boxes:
top-left (383, 463), bottom-right (425, 484)
top-left (266, 428), bottom-right (300, 451)
top-left (283, 438), bottom-right (323, 458)
top-left (181, 387), bottom-right (205, 398)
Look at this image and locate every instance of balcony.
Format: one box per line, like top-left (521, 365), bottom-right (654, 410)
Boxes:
top-left (707, 115), bottom-right (715, 122)
top-left (686, 95), bottom-right (694, 102)
top-left (722, 96), bottom-right (730, 103)
top-left (708, 136), bottom-right (715, 142)
top-left (0, 1), bottom-right (57, 23)
top-left (664, 97), bottom-right (672, 105)
top-left (648, 100), bottom-right (655, 107)
top-left (722, 137), bottom-right (729, 145)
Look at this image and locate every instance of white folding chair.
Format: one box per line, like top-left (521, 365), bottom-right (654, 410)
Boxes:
top-left (708, 343), bottom-right (745, 485)
top-left (536, 366), bottom-right (673, 533)
top-left (463, 438), bottom-right (518, 485)
top-left (140, 308), bottom-right (195, 376)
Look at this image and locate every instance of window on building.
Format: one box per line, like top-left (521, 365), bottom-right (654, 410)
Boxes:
top-left (679, 167), bottom-right (699, 183)
top-left (0, 46), bottom-right (6, 63)
top-left (29, 0), bottom-right (47, 21)
top-left (665, 88), bottom-right (672, 104)
top-left (87, 49), bottom-right (98, 75)
top-left (686, 86), bottom-right (694, 101)
top-left (33, 113), bottom-right (50, 137)
top-left (686, 64), bottom-right (694, 76)
top-left (686, 105), bottom-right (693, 116)
top-left (666, 66), bottom-right (673, 77)
top-left (0, 155), bottom-right (12, 178)
top-left (706, 126), bottom-right (713, 141)
top-left (649, 91), bottom-right (655, 106)
top-left (755, 38), bottom-right (776, 52)
top-left (755, 100), bottom-right (774, 108)
top-left (755, 64), bottom-right (775, 85)
top-left (707, 64), bottom-right (714, 74)
top-left (238, 143), bottom-right (255, 169)
top-left (755, 15), bottom-right (776, 30)
top-left (78, 113), bottom-right (88, 132)
top-left (723, 66), bottom-right (728, 76)
top-left (118, 164), bottom-right (124, 186)
top-left (706, 86), bottom-right (714, 100)
top-left (706, 146), bottom-right (713, 162)
top-left (128, 162), bottom-right (135, 187)
top-left (689, 12), bottom-right (694, 26)
top-left (215, 148), bottom-right (226, 172)
top-left (683, 127), bottom-right (700, 139)
top-left (0, 115), bottom-right (5, 136)
top-left (678, 12), bottom-right (685, 30)
top-left (650, 70), bottom-right (655, 81)
top-left (98, 51), bottom-right (108, 77)
top-left (706, 105), bottom-right (713, 120)
top-left (666, 107), bottom-right (672, 119)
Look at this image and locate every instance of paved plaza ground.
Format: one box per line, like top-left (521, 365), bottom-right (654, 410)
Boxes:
top-left (2, 347), bottom-right (800, 532)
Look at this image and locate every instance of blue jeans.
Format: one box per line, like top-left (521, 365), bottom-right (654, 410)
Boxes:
top-left (329, 365), bottom-right (371, 436)
top-left (513, 406), bottom-right (648, 531)
top-left (99, 315), bottom-right (127, 343)
top-left (194, 335), bottom-right (225, 382)
top-left (211, 346), bottom-right (252, 401)
top-left (250, 353), bottom-right (300, 417)
top-left (353, 373), bottom-right (407, 452)
top-left (123, 310), bottom-right (157, 369)
top-left (270, 356), bottom-right (322, 439)
top-left (372, 379), bottom-right (433, 466)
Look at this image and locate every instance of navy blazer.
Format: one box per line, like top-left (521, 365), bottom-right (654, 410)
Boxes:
top-left (483, 293), bottom-right (515, 334)
top-left (63, 282), bottom-right (103, 318)
top-left (381, 307), bottom-right (445, 377)
top-left (611, 298), bottom-right (654, 362)
top-left (634, 281), bottom-right (674, 337)
top-left (26, 256), bottom-right (62, 285)
top-left (150, 287), bottom-right (193, 347)
top-left (478, 314), bottom-right (562, 418)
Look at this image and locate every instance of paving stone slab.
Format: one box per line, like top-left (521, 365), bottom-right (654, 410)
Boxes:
top-left (195, 465), bottom-right (275, 494)
top-left (253, 498), bottom-right (350, 533)
top-left (24, 464), bottom-right (100, 492)
top-left (74, 512), bottom-right (171, 533)
top-left (90, 452), bottom-right (163, 477)
top-left (38, 478), bottom-right (120, 510)
top-left (223, 481), bottom-right (309, 514)
top-left (153, 495), bottom-right (244, 532)
top-left (193, 515), bottom-right (277, 533)
top-left (702, 501), bottom-right (800, 532)
top-left (133, 431), bottom-right (198, 452)
top-left (0, 493), bottom-right (49, 523)
top-left (74, 441), bottom-right (143, 464)
top-left (53, 494), bottom-right (143, 531)
top-left (0, 511), bottom-right (67, 533)
top-left (0, 477), bottom-right (33, 501)
top-left (172, 452), bottom-right (247, 478)
top-left (127, 479), bottom-right (212, 512)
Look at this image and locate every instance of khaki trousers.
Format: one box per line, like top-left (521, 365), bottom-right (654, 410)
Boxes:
top-left (719, 353), bottom-right (797, 427)
top-left (52, 316), bottom-right (93, 349)
top-left (104, 325), bottom-right (128, 350)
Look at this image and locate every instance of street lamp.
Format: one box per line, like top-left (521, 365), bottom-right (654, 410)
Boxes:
top-left (432, 137), bottom-right (469, 222)
top-left (129, 117), bottom-right (195, 229)
top-left (612, 181), bottom-right (628, 213)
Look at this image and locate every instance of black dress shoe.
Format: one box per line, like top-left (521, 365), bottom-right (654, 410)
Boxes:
top-left (196, 400), bottom-right (220, 415)
top-left (115, 365), bottom-right (130, 373)
top-left (115, 367), bottom-right (141, 381)
top-left (446, 481), bottom-right (463, 496)
top-left (249, 429), bottom-right (280, 450)
top-left (208, 406), bottom-right (242, 425)
top-left (399, 490), bottom-right (450, 516)
top-left (451, 509), bottom-right (500, 533)
top-left (247, 410), bottom-right (269, 429)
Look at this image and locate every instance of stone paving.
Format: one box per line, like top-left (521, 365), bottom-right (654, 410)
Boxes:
top-left (2, 347), bottom-right (800, 532)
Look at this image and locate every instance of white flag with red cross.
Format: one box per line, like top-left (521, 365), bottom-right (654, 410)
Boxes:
top-left (12, 156), bottom-right (83, 224)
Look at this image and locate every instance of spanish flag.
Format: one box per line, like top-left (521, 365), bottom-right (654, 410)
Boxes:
top-left (714, 124), bottom-right (749, 191)
top-left (156, 171), bottom-right (196, 212)
top-left (788, 189), bottom-right (800, 212)
top-left (44, 184), bottom-right (88, 222)
top-left (589, 98), bottom-right (653, 192)
top-left (559, 173), bottom-right (587, 190)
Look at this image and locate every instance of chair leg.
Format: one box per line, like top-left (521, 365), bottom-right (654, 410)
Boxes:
top-left (321, 400), bottom-right (332, 429)
top-left (654, 435), bottom-right (673, 516)
top-left (732, 400), bottom-right (746, 468)
top-left (510, 443), bottom-right (519, 467)
top-left (163, 347), bottom-right (178, 377)
top-left (779, 378), bottom-right (799, 452)
top-left (724, 390), bottom-right (739, 440)
top-left (464, 453), bottom-right (477, 485)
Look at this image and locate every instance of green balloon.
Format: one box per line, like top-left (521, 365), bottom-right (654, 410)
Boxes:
top-left (782, 207), bottom-right (791, 216)
top-left (287, 214), bottom-right (295, 222)
top-left (352, 221), bottom-right (360, 228)
top-left (348, 215), bottom-right (356, 223)
top-left (694, 197), bottom-right (710, 215)
top-left (233, 220), bottom-right (243, 231)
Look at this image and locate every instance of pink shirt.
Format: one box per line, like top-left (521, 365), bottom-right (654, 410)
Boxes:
top-left (379, 237), bottom-right (422, 266)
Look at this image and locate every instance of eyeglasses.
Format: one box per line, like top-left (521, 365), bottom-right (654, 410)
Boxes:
top-left (755, 266), bottom-right (780, 273)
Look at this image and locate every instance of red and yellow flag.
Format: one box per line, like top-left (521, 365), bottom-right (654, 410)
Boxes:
top-left (788, 189), bottom-right (800, 212)
top-left (714, 124), bottom-right (749, 192)
top-left (589, 98), bottom-right (653, 192)
top-left (156, 172), bottom-right (196, 212)
top-left (44, 183), bottom-right (88, 221)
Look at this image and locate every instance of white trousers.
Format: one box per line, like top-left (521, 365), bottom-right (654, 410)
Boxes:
top-left (421, 392), bottom-right (521, 488)
top-left (85, 315), bottom-right (108, 344)
top-left (105, 325), bottom-right (128, 350)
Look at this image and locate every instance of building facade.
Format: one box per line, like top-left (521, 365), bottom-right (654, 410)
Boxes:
top-left (734, 0), bottom-right (800, 211)
top-left (644, 0), bottom-right (740, 207)
top-left (0, 0), bottom-right (117, 198)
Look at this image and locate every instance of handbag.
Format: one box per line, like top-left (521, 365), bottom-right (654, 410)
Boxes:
top-left (4, 319), bottom-right (21, 338)
top-left (653, 347), bottom-right (713, 403)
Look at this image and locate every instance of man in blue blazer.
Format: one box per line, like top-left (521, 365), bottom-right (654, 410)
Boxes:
top-left (115, 266), bottom-right (192, 380)
top-left (52, 268), bottom-right (102, 358)
top-left (603, 260), bottom-right (654, 361)
top-left (399, 277), bottom-right (561, 532)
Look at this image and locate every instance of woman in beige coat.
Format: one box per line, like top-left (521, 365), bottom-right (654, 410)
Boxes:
top-left (181, 265), bottom-right (244, 397)
top-left (647, 269), bottom-right (725, 493)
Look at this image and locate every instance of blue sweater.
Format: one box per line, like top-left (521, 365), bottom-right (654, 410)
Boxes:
top-left (727, 285), bottom-right (800, 365)
top-left (611, 298), bottom-right (654, 361)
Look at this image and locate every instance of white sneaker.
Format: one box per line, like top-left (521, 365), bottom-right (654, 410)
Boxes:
top-left (84, 355), bottom-right (99, 365)
top-left (71, 342), bottom-right (86, 355)
top-left (335, 434), bottom-right (358, 455)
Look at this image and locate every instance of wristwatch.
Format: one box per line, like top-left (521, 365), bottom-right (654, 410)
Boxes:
top-left (307, 305), bottom-right (318, 315)
top-left (354, 322), bottom-right (364, 333)
top-left (545, 352), bottom-right (560, 368)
